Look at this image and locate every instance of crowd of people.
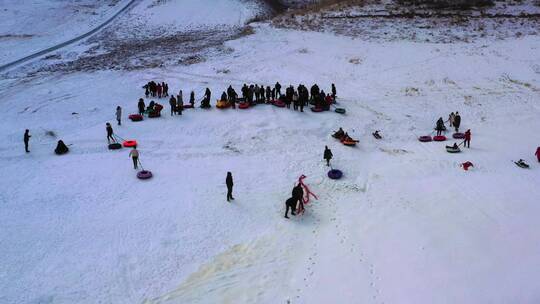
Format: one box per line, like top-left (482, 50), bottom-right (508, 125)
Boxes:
top-left (141, 81), bottom-right (338, 112)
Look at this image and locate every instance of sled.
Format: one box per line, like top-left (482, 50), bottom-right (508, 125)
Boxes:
top-left (328, 169), bottom-right (343, 180)
top-left (418, 135), bottom-right (432, 142)
top-left (453, 132), bottom-right (465, 139)
top-left (137, 170), bottom-right (153, 180)
top-left (273, 100), bottom-right (286, 108)
top-left (311, 107), bottom-right (324, 112)
top-left (446, 146), bottom-right (461, 153)
top-left (216, 100), bottom-right (231, 109)
top-left (128, 114), bottom-right (143, 121)
top-left (341, 139), bottom-right (358, 146)
top-left (183, 104), bottom-right (194, 109)
top-left (433, 135), bottom-right (447, 142)
top-left (238, 103), bottom-right (250, 109)
top-left (108, 143), bottom-right (122, 150)
top-left (515, 161), bottom-right (530, 169)
top-left (334, 108), bottom-right (346, 114)
top-left (123, 140), bottom-right (137, 148)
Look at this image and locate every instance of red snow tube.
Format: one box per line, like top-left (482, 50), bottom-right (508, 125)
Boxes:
top-left (328, 169), bottom-right (343, 180)
top-left (433, 135), bottom-right (447, 142)
top-left (129, 114), bottom-right (143, 121)
top-left (123, 140), bottom-right (137, 148)
top-left (238, 103), bottom-right (249, 109)
top-left (137, 170), bottom-right (153, 180)
top-left (418, 136), bottom-right (432, 142)
top-left (453, 132), bottom-right (465, 139)
top-left (273, 100), bottom-right (285, 108)
top-left (311, 107), bottom-right (324, 112)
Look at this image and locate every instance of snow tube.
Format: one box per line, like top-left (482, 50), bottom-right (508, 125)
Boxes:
top-left (342, 140), bottom-right (357, 147)
top-left (137, 170), bottom-right (153, 179)
top-left (108, 143), bottom-right (122, 150)
top-left (123, 140), bottom-right (137, 148)
top-left (311, 107), bottom-right (324, 112)
top-left (334, 108), bottom-right (346, 114)
top-left (515, 161), bottom-right (530, 169)
top-left (328, 169), bottom-right (343, 180)
top-left (129, 114), bottom-right (143, 121)
top-left (216, 100), bottom-right (230, 109)
top-left (446, 146), bottom-right (461, 153)
top-left (183, 104), bottom-right (194, 109)
top-left (418, 136), bottom-right (432, 142)
top-left (453, 132), bottom-right (465, 139)
top-left (433, 135), bottom-right (447, 142)
top-left (148, 111), bottom-right (161, 118)
top-left (273, 100), bottom-right (285, 108)
top-left (238, 103), bottom-right (249, 109)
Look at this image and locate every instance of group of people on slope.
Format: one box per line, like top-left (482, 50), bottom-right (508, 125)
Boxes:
top-left (22, 129), bottom-right (68, 155)
top-left (144, 81), bottom-right (170, 98)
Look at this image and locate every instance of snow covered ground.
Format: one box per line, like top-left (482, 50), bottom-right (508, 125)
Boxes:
top-left (0, 0), bottom-right (132, 66)
top-left (1, 1), bottom-right (540, 304)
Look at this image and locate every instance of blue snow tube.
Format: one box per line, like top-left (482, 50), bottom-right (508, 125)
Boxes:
top-left (328, 169), bottom-right (343, 180)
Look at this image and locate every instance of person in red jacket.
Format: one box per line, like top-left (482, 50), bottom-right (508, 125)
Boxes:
top-left (535, 146), bottom-right (540, 162)
top-left (464, 129), bottom-right (471, 148)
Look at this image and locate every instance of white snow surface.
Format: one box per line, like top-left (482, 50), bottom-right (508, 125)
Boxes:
top-left (0, 0), bottom-right (132, 65)
top-left (2, 2), bottom-right (540, 304)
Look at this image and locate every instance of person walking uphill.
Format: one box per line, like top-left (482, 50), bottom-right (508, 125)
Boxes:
top-left (292, 183), bottom-right (304, 214)
top-left (323, 146), bottom-right (333, 166)
top-left (169, 95), bottom-right (177, 116)
top-left (226, 172), bottom-right (234, 202)
top-left (116, 106), bottom-right (122, 125)
top-left (129, 146), bottom-right (139, 169)
top-left (106, 123), bottom-right (115, 143)
top-left (24, 129), bottom-right (31, 153)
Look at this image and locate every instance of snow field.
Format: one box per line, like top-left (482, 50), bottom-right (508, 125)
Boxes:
top-left (1, 16), bottom-right (540, 304)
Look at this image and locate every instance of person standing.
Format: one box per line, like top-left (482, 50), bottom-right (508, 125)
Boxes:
top-left (138, 98), bottom-right (145, 115)
top-left (129, 146), bottom-right (139, 169)
top-left (323, 146), bottom-right (333, 166)
top-left (169, 95), bottom-right (177, 116)
top-left (177, 90), bottom-right (184, 115)
top-left (226, 172), bottom-right (234, 202)
top-left (464, 129), bottom-right (471, 148)
top-left (116, 106), bottom-right (122, 125)
top-left (275, 82), bottom-right (281, 97)
top-left (454, 112), bottom-right (461, 132)
top-left (106, 123), bottom-right (115, 143)
top-left (190, 91), bottom-right (195, 107)
top-left (331, 83), bottom-right (337, 100)
top-left (448, 112), bottom-right (455, 128)
top-left (292, 183), bottom-right (304, 214)
top-left (24, 129), bottom-right (31, 153)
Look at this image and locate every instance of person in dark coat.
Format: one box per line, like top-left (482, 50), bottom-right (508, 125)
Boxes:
top-left (138, 98), bottom-right (145, 115)
top-left (292, 184), bottom-right (304, 213)
top-left (266, 86), bottom-right (271, 103)
top-left (275, 82), bottom-right (281, 97)
top-left (226, 172), bottom-right (234, 202)
top-left (331, 83), bottom-right (337, 100)
top-left (190, 91), bottom-right (195, 107)
top-left (436, 117), bottom-right (445, 136)
top-left (116, 106), bottom-right (122, 125)
top-left (227, 85), bottom-right (234, 102)
top-left (106, 123), bottom-right (115, 143)
top-left (323, 146), bottom-right (333, 166)
top-left (169, 96), bottom-right (177, 116)
top-left (221, 91), bottom-right (227, 101)
top-left (24, 129), bottom-right (31, 153)
top-left (454, 112), bottom-right (461, 132)
top-left (284, 197), bottom-right (297, 218)
top-left (55, 140), bottom-right (69, 155)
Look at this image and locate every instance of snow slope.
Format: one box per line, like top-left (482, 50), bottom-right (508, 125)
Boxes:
top-left (0, 0), bottom-right (133, 66)
top-left (1, 3), bottom-right (540, 304)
